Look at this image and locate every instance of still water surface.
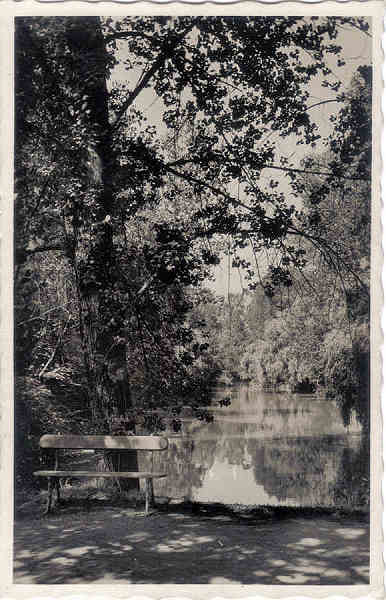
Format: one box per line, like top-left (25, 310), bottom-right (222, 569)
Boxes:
top-left (150, 385), bottom-right (368, 507)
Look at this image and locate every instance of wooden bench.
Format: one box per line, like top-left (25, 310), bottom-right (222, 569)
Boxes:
top-left (34, 434), bottom-right (168, 515)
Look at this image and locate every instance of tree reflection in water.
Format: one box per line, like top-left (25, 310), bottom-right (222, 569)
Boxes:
top-left (147, 385), bottom-right (368, 507)
top-left (331, 435), bottom-right (369, 507)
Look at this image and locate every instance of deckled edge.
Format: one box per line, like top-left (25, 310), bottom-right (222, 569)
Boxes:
top-left (380, 7), bottom-right (385, 600)
top-left (0, 2), bottom-right (384, 600)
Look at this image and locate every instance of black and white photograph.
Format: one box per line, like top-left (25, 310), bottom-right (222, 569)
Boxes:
top-left (3, 3), bottom-right (383, 593)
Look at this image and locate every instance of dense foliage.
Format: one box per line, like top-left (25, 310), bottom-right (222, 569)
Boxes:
top-left (14, 16), bottom-right (371, 496)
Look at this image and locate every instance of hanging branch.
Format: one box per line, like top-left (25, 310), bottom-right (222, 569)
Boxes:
top-left (39, 316), bottom-right (72, 380)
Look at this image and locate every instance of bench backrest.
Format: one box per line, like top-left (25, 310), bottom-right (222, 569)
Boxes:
top-left (39, 435), bottom-right (168, 451)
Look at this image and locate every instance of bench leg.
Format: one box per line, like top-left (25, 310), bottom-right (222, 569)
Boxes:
top-left (44, 477), bottom-right (53, 515)
top-left (149, 478), bottom-right (154, 508)
top-left (55, 477), bottom-right (61, 505)
top-left (43, 477), bottom-right (61, 515)
top-left (145, 478), bottom-right (154, 516)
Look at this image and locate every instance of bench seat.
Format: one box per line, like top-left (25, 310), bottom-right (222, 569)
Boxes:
top-left (34, 470), bottom-right (167, 478)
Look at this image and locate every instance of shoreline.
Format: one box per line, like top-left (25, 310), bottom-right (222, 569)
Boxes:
top-left (15, 485), bottom-right (370, 522)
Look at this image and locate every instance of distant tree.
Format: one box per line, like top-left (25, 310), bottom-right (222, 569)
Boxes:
top-left (241, 67), bottom-right (371, 427)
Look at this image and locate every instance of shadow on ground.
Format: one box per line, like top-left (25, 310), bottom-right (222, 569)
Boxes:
top-left (14, 500), bottom-right (369, 585)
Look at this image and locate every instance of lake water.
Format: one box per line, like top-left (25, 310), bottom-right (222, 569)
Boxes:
top-left (149, 385), bottom-right (369, 507)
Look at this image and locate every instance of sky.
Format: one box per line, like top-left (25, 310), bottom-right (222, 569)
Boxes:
top-left (109, 17), bottom-right (372, 297)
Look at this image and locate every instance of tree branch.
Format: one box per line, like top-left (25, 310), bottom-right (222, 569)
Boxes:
top-left (260, 162), bottom-right (369, 181)
top-left (286, 225), bottom-right (370, 296)
top-left (111, 21), bottom-right (197, 133)
top-left (164, 158), bottom-right (369, 295)
top-left (164, 164), bottom-right (233, 203)
top-left (306, 99), bottom-right (339, 111)
top-left (104, 31), bottom-right (154, 45)
top-left (39, 316), bottom-right (72, 379)
top-left (17, 303), bottom-right (72, 326)
top-left (27, 244), bottom-right (64, 254)
top-left (165, 156), bottom-right (369, 182)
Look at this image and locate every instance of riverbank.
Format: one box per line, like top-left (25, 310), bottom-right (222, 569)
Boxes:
top-left (14, 490), bottom-right (369, 585)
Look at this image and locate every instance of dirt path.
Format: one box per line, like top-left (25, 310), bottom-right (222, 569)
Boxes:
top-left (14, 502), bottom-right (369, 585)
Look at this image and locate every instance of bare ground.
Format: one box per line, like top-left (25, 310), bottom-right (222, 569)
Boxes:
top-left (13, 491), bottom-right (369, 586)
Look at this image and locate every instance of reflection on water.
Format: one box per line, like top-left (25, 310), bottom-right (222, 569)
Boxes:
top-left (147, 385), bottom-right (369, 507)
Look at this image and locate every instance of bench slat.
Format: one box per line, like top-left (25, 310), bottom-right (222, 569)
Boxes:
top-left (39, 435), bottom-right (168, 451)
top-left (34, 470), bottom-right (167, 478)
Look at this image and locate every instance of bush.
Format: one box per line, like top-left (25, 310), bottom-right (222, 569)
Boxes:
top-left (14, 373), bottom-right (89, 501)
top-left (325, 339), bottom-right (369, 431)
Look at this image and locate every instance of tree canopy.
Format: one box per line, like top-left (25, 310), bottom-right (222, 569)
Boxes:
top-left (14, 16), bottom-right (371, 494)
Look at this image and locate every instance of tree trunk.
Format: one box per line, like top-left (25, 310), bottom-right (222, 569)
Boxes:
top-left (65, 17), bottom-right (139, 489)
